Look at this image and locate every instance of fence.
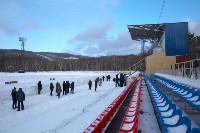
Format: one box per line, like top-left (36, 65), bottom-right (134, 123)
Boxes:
top-left (174, 59), bottom-right (200, 79)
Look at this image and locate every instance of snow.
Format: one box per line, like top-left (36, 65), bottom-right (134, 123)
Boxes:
top-left (124, 116), bottom-right (135, 122)
top-left (188, 96), bottom-right (199, 102)
top-left (158, 104), bottom-right (169, 111)
top-left (138, 80), bottom-right (161, 133)
top-left (63, 57), bottom-right (79, 60)
top-left (192, 101), bottom-right (200, 106)
top-left (155, 73), bottom-right (200, 90)
top-left (160, 109), bottom-right (174, 117)
top-left (0, 71), bottom-right (128, 133)
top-left (167, 124), bottom-right (187, 133)
top-left (163, 115), bottom-right (180, 125)
top-left (121, 122), bottom-right (134, 130)
top-left (36, 54), bottom-right (54, 61)
top-left (126, 111), bottom-right (136, 116)
top-left (183, 93), bottom-right (192, 98)
top-left (1, 71), bottom-right (199, 133)
top-left (157, 101), bottom-right (166, 107)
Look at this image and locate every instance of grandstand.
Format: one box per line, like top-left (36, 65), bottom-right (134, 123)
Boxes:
top-left (83, 22), bottom-right (200, 133)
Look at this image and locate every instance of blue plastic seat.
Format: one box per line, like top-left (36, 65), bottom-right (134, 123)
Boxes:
top-left (163, 116), bottom-right (191, 133)
top-left (191, 128), bottom-right (200, 133)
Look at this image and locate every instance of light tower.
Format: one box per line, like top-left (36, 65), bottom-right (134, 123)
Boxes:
top-left (19, 37), bottom-right (27, 72)
top-left (19, 37), bottom-right (27, 55)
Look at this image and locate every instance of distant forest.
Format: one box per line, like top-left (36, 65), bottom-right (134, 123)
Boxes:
top-left (0, 54), bottom-right (146, 72)
top-left (0, 33), bottom-right (199, 72)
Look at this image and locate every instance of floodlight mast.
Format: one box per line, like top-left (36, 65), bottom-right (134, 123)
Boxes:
top-left (19, 37), bottom-right (27, 55)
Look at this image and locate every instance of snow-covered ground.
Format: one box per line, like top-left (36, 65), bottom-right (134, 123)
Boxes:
top-left (2, 71), bottom-right (198, 133)
top-left (0, 71), bottom-right (137, 133)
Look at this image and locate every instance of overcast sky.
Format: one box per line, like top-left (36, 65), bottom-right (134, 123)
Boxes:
top-left (0, 0), bottom-right (200, 56)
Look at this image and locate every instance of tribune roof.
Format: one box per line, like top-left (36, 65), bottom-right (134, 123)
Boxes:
top-left (127, 24), bottom-right (165, 42)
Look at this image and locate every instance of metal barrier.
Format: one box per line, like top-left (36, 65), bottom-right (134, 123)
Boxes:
top-left (174, 59), bottom-right (200, 79)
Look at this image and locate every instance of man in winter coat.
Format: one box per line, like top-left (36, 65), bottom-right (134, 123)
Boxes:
top-left (95, 79), bottom-right (98, 91)
top-left (66, 81), bottom-right (70, 94)
top-left (88, 79), bottom-right (92, 90)
top-left (120, 73), bottom-right (124, 87)
top-left (107, 75), bottom-right (111, 81)
top-left (116, 74), bottom-right (119, 87)
top-left (124, 74), bottom-right (128, 86)
top-left (102, 76), bottom-right (105, 82)
top-left (63, 81), bottom-right (66, 95)
top-left (71, 82), bottom-right (74, 94)
top-left (56, 82), bottom-right (62, 98)
top-left (50, 82), bottom-right (54, 96)
top-left (38, 81), bottom-right (42, 95)
top-left (11, 87), bottom-right (17, 109)
top-left (16, 88), bottom-right (25, 111)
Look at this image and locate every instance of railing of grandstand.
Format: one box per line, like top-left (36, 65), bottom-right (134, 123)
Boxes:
top-left (173, 59), bottom-right (200, 79)
top-left (125, 58), bottom-right (145, 72)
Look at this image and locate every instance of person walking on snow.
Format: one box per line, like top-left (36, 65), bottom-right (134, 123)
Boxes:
top-left (63, 81), bottom-right (67, 95)
top-left (50, 82), bottom-right (54, 96)
top-left (38, 81), bottom-right (42, 95)
top-left (56, 82), bottom-right (62, 98)
top-left (11, 87), bottom-right (17, 109)
top-left (120, 73), bottom-right (124, 87)
top-left (102, 76), bottom-right (105, 82)
top-left (95, 79), bottom-right (98, 91)
top-left (16, 88), bottom-right (25, 111)
top-left (99, 78), bottom-right (102, 86)
top-left (115, 74), bottom-right (119, 87)
top-left (66, 81), bottom-right (70, 94)
top-left (71, 82), bottom-right (74, 94)
top-left (88, 79), bottom-right (92, 90)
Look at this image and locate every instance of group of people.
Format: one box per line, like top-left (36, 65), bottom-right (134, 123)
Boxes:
top-left (38, 81), bottom-right (75, 99)
top-left (11, 74), bottom-right (115, 110)
top-left (88, 75), bottom-right (111, 91)
top-left (11, 87), bottom-right (25, 111)
top-left (115, 73), bottom-right (127, 87)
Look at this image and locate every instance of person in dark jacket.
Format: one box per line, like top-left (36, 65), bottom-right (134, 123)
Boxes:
top-left (102, 76), bottom-right (105, 82)
top-left (56, 82), bottom-right (62, 98)
top-left (16, 88), bottom-right (25, 111)
top-left (63, 81), bottom-right (66, 95)
top-left (120, 73), bottom-right (124, 87)
top-left (88, 79), bottom-right (92, 90)
top-left (38, 81), bottom-right (42, 95)
top-left (11, 87), bottom-right (17, 109)
top-left (95, 79), bottom-right (98, 91)
top-left (50, 82), bottom-right (54, 96)
top-left (116, 74), bottom-right (119, 87)
top-left (99, 78), bottom-right (102, 86)
top-left (124, 74), bottom-right (127, 86)
top-left (71, 82), bottom-right (74, 94)
top-left (107, 75), bottom-right (111, 81)
top-left (66, 81), bottom-right (70, 94)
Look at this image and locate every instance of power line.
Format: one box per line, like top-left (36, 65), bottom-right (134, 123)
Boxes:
top-left (158, 0), bottom-right (165, 23)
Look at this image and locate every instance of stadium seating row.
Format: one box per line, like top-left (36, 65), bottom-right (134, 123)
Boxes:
top-left (151, 74), bottom-right (200, 111)
top-left (83, 78), bottom-right (137, 133)
top-left (118, 76), bottom-right (142, 133)
top-left (145, 76), bottom-right (200, 133)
